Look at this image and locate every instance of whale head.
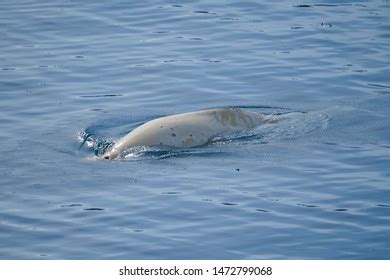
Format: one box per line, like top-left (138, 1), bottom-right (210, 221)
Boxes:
top-left (100, 143), bottom-right (121, 160)
top-left (101, 149), bottom-right (119, 160)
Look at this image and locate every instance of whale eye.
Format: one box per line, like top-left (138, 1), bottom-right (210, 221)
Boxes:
top-left (104, 156), bottom-right (110, 160)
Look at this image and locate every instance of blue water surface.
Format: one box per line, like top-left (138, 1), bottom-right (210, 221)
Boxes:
top-left (1, 0), bottom-right (390, 259)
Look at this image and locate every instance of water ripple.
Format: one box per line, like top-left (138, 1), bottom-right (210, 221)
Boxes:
top-left (1, 0), bottom-right (389, 260)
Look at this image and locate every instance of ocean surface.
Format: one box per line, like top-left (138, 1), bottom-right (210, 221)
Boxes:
top-left (1, 0), bottom-right (390, 259)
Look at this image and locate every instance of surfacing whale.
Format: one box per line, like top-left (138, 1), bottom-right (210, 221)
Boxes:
top-left (101, 108), bottom-right (279, 159)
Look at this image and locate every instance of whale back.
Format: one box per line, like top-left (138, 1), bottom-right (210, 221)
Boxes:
top-left (206, 108), bottom-right (265, 129)
top-left (102, 108), bottom-right (267, 159)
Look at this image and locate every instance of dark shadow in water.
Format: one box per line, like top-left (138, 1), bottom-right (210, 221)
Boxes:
top-left (61, 204), bottom-right (83, 207)
top-left (297, 203), bottom-right (319, 208)
top-left (83, 208), bottom-right (105, 211)
top-left (256, 209), bottom-right (270, 213)
top-left (377, 204), bottom-right (390, 208)
top-left (334, 208), bottom-right (348, 212)
top-left (78, 94), bottom-right (123, 98)
top-left (222, 202), bottom-right (237, 206)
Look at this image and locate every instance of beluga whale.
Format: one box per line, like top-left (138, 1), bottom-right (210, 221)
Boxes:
top-left (101, 108), bottom-right (279, 159)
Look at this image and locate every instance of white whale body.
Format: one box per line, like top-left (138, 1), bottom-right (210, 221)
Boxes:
top-left (101, 108), bottom-right (279, 159)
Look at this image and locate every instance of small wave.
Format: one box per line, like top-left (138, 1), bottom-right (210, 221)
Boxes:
top-left (120, 146), bottom-right (224, 161)
top-left (78, 94), bottom-right (123, 98)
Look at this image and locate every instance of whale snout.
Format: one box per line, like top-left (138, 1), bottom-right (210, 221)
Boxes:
top-left (101, 146), bottom-right (122, 160)
top-left (101, 151), bottom-right (117, 160)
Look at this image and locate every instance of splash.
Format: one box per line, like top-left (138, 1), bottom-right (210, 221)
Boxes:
top-left (78, 130), bottom-right (113, 157)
